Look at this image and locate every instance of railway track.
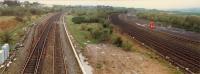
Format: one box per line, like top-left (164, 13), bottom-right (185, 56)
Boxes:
top-left (53, 21), bottom-right (67, 74)
top-left (0, 13), bottom-right (83, 74)
top-left (21, 13), bottom-right (62, 74)
top-left (161, 31), bottom-right (200, 45)
top-left (0, 14), bottom-right (55, 74)
top-left (21, 12), bottom-right (83, 74)
top-left (121, 15), bottom-right (200, 45)
top-left (110, 14), bottom-right (200, 74)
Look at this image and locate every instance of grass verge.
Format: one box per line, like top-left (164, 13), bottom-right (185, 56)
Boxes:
top-left (0, 15), bottom-right (41, 51)
top-left (65, 15), bottom-right (99, 48)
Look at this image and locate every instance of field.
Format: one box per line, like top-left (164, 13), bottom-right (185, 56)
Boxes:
top-left (65, 15), bottom-right (100, 48)
top-left (0, 16), bottom-right (19, 32)
top-left (0, 15), bottom-right (40, 50)
top-left (65, 14), bottom-right (183, 74)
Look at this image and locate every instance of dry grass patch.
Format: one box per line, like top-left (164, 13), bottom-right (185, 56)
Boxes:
top-left (0, 17), bottom-right (20, 31)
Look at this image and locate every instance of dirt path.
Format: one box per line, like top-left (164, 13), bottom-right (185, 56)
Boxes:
top-left (84, 44), bottom-right (181, 74)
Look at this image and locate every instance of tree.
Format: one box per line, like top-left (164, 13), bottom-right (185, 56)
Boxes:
top-left (3, 0), bottom-right (20, 6)
top-left (72, 16), bottom-right (85, 24)
top-left (136, 11), bottom-right (200, 33)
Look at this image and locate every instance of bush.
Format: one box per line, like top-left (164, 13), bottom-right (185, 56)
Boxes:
top-left (86, 26), bottom-right (112, 42)
top-left (91, 29), bottom-right (101, 39)
top-left (84, 16), bottom-right (99, 23)
top-left (96, 63), bottom-right (102, 69)
top-left (100, 29), bottom-right (111, 41)
top-left (113, 37), bottom-right (122, 47)
top-left (0, 31), bottom-right (14, 44)
top-left (122, 41), bottom-right (132, 51)
top-left (72, 16), bottom-right (85, 24)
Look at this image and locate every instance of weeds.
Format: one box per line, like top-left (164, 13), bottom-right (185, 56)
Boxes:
top-left (0, 31), bottom-right (14, 44)
top-left (96, 63), bottom-right (103, 69)
top-left (122, 41), bottom-right (132, 51)
top-left (112, 37), bottom-right (122, 47)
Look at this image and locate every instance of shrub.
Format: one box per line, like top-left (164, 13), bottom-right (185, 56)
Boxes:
top-left (113, 37), bottom-right (122, 47)
top-left (91, 29), bottom-right (102, 40)
top-left (85, 16), bottom-right (99, 23)
top-left (122, 41), bottom-right (132, 51)
top-left (0, 31), bottom-right (14, 44)
top-left (96, 63), bottom-right (102, 69)
top-left (72, 16), bottom-right (85, 24)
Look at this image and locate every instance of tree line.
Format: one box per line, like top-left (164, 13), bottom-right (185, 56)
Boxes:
top-left (136, 12), bottom-right (200, 32)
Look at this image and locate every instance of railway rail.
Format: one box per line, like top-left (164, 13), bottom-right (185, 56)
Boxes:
top-left (121, 15), bottom-right (200, 45)
top-left (21, 13), bottom-right (62, 74)
top-left (0, 14), bottom-right (54, 74)
top-left (110, 14), bottom-right (200, 74)
top-left (53, 21), bottom-right (67, 74)
top-left (21, 12), bottom-right (83, 74)
top-left (1, 13), bottom-right (84, 74)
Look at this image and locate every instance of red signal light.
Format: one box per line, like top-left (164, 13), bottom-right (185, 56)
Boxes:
top-left (149, 21), bottom-right (155, 30)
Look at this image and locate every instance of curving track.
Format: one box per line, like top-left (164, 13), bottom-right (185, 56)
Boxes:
top-left (110, 14), bottom-right (200, 74)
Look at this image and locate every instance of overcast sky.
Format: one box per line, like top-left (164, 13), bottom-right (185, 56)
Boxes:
top-left (1, 0), bottom-right (200, 9)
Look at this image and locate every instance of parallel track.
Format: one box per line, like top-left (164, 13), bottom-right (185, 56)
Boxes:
top-left (122, 15), bottom-right (200, 45)
top-left (21, 13), bottom-right (62, 74)
top-left (53, 22), bottom-right (67, 74)
top-left (110, 14), bottom-right (200, 74)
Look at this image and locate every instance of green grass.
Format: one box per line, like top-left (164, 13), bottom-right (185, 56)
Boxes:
top-left (66, 14), bottom-right (136, 51)
top-left (65, 15), bottom-right (99, 48)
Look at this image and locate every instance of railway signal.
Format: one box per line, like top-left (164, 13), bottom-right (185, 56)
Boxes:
top-left (149, 17), bottom-right (155, 30)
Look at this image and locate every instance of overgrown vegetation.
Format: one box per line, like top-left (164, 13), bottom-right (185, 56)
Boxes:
top-left (96, 63), bottom-right (103, 69)
top-left (0, 15), bottom-right (40, 50)
top-left (136, 11), bottom-right (200, 32)
top-left (66, 6), bottom-right (134, 51)
top-left (0, 1), bottom-right (49, 16)
top-left (112, 37), bottom-right (122, 47)
top-left (0, 31), bottom-right (14, 44)
top-left (0, 1), bottom-right (56, 50)
top-left (69, 6), bottom-right (116, 43)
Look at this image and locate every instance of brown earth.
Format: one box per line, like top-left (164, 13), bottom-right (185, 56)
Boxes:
top-left (84, 44), bottom-right (181, 74)
top-left (0, 20), bottom-right (37, 74)
top-left (0, 15), bottom-right (45, 74)
top-left (0, 18), bottom-right (19, 31)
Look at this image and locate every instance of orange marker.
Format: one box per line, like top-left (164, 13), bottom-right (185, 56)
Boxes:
top-left (149, 21), bottom-right (155, 30)
top-left (149, 17), bottom-right (155, 30)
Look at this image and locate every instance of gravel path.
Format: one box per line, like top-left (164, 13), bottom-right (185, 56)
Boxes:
top-left (59, 15), bottom-right (82, 74)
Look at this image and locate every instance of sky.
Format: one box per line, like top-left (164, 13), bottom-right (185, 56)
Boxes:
top-left (1, 0), bottom-right (200, 10)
